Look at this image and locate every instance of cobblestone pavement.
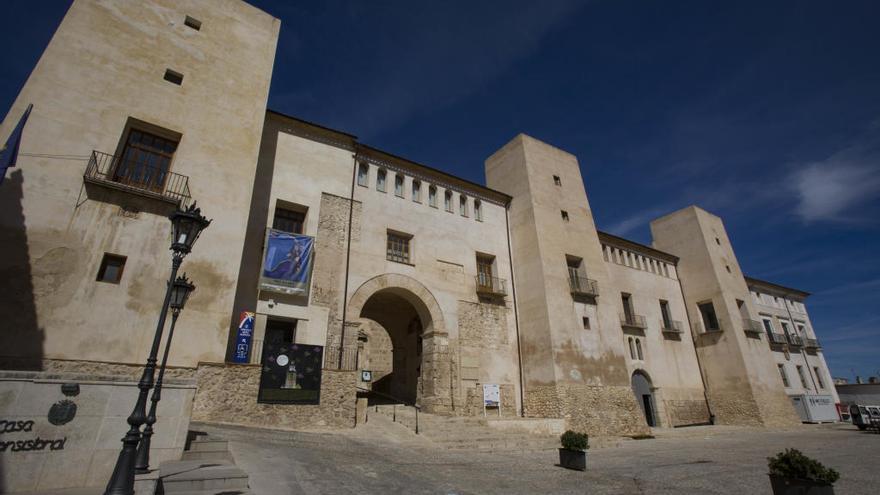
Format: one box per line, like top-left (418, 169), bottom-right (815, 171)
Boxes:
top-left (201, 417), bottom-right (879, 495)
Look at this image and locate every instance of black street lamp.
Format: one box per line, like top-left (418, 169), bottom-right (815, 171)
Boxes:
top-left (105, 203), bottom-right (210, 495)
top-left (135, 274), bottom-right (195, 474)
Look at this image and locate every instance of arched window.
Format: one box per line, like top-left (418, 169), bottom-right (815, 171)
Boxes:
top-left (636, 339), bottom-right (643, 360)
top-left (628, 337), bottom-right (635, 359)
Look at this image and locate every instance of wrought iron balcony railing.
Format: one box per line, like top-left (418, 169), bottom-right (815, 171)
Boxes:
top-left (804, 338), bottom-right (821, 350)
top-left (661, 320), bottom-right (683, 334)
top-left (620, 313), bottom-right (647, 329)
top-left (787, 334), bottom-right (804, 347)
top-left (83, 150), bottom-right (192, 206)
top-left (768, 332), bottom-right (788, 345)
top-left (569, 275), bottom-right (599, 297)
top-left (475, 275), bottom-right (507, 296)
top-left (742, 319), bottom-right (764, 334)
top-left (693, 321), bottom-right (723, 334)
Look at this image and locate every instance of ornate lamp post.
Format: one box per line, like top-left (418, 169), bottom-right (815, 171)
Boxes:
top-left (135, 274), bottom-right (195, 474)
top-left (105, 203), bottom-right (210, 495)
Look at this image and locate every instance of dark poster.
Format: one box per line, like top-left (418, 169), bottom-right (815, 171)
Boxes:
top-left (258, 343), bottom-right (323, 404)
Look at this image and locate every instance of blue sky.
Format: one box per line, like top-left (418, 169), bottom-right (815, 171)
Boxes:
top-left (2, 1), bottom-right (878, 380)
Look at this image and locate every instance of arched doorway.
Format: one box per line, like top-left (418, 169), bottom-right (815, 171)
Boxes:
top-left (632, 370), bottom-right (656, 427)
top-left (359, 290), bottom-right (425, 404)
top-left (347, 274), bottom-right (449, 411)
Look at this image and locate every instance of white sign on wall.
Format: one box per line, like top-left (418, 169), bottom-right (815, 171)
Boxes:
top-left (483, 383), bottom-right (500, 407)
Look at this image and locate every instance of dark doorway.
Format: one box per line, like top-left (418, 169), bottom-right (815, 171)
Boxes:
top-left (642, 395), bottom-right (655, 427)
top-left (631, 370), bottom-right (656, 427)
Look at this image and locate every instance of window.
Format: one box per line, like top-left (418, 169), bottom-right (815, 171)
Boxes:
top-left (698, 301), bottom-right (720, 331)
top-left (184, 15), bottom-right (202, 30)
top-left (778, 364), bottom-right (790, 388)
top-left (561, 210), bottom-right (569, 222)
top-left (444, 190), bottom-right (453, 212)
top-left (357, 162), bottom-right (369, 187)
top-left (386, 231), bottom-right (411, 264)
top-left (796, 324), bottom-right (806, 336)
top-left (164, 69), bottom-right (183, 85)
top-left (115, 128), bottom-right (179, 192)
top-left (273, 207), bottom-right (305, 234)
top-left (796, 365), bottom-right (809, 388)
top-left (376, 169), bottom-right (387, 192)
top-left (476, 255), bottom-right (495, 288)
top-left (715, 237), bottom-right (721, 245)
top-left (394, 174), bottom-right (404, 197)
top-left (553, 175), bottom-right (561, 186)
top-left (460, 195), bottom-right (468, 216)
top-left (636, 339), bottom-right (643, 360)
top-left (582, 317), bottom-right (591, 330)
top-left (814, 367), bottom-right (825, 389)
top-left (780, 320), bottom-right (791, 337)
top-left (726, 265), bottom-right (732, 273)
top-left (474, 200), bottom-right (482, 221)
top-left (567, 256), bottom-right (584, 289)
top-left (622, 293), bottom-right (635, 323)
top-left (602, 245), bottom-right (609, 262)
top-left (428, 185), bottom-right (437, 207)
top-left (629, 337), bottom-right (635, 359)
top-left (662, 264), bottom-right (670, 277)
top-left (412, 180), bottom-right (421, 202)
top-left (660, 300), bottom-right (672, 329)
top-left (96, 253), bottom-right (126, 283)
top-left (762, 318), bottom-right (774, 337)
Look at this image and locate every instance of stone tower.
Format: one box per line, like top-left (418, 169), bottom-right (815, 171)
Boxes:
top-left (485, 134), bottom-right (649, 436)
top-left (651, 206), bottom-right (801, 426)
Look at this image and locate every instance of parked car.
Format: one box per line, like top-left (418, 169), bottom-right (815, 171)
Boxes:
top-left (849, 404), bottom-right (880, 430)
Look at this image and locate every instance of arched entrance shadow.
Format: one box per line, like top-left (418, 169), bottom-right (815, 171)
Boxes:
top-left (348, 274), bottom-right (449, 412)
top-left (632, 370), bottom-right (656, 427)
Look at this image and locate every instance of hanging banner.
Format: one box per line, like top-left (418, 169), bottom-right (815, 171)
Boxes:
top-left (231, 311), bottom-right (255, 364)
top-left (257, 343), bottom-right (323, 404)
top-left (259, 229), bottom-right (314, 295)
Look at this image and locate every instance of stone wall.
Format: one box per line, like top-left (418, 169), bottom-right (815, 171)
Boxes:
top-left (191, 363), bottom-right (358, 429)
top-left (664, 399), bottom-right (711, 426)
top-left (524, 384), bottom-right (651, 437)
top-left (0, 358), bottom-right (198, 381)
top-left (461, 383), bottom-right (517, 417)
top-left (458, 301), bottom-right (509, 348)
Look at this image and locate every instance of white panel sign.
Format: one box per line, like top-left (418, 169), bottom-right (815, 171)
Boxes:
top-left (483, 383), bottom-right (500, 407)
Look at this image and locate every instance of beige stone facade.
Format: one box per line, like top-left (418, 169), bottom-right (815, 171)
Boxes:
top-left (0, 0), bottom-right (839, 451)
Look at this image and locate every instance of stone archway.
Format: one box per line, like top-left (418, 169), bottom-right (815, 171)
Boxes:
top-left (632, 370), bottom-right (656, 427)
top-left (348, 274), bottom-right (450, 412)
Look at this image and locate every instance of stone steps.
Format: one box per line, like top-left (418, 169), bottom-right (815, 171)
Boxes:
top-left (159, 460), bottom-right (248, 493)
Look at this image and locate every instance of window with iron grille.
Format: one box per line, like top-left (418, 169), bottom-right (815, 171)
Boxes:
top-left (386, 232), bottom-right (411, 264)
top-left (273, 207), bottom-right (305, 234)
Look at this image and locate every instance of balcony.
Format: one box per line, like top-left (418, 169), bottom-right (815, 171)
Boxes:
top-left (475, 274), bottom-right (507, 297)
top-left (768, 332), bottom-right (788, 345)
top-left (620, 313), bottom-right (647, 330)
top-left (569, 275), bottom-right (599, 298)
top-left (804, 338), bottom-right (821, 350)
top-left (693, 321), bottom-right (723, 334)
top-left (742, 319), bottom-right (764, 334)
top-left (787, 334), bottom-right (804, 347)
top-left (83, 150), bottom-right (191, 207)
top-left (661, 320), bottom-right (684, 334)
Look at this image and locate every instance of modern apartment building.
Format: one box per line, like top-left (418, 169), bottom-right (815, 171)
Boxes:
top-left (0, 0), bottom-right (838, 448)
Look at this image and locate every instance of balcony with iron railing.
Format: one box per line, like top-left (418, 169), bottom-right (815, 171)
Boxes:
top-left (83, 150), bottom-right (192, 207)
top-left (742, 319), bottom-right (764, 334)
top-left (693, 320), bottom-right (723, 335)
top-left (804, 338), bottom-right (821, 350)
top-left (569, 275), bottom-right (599, 298)
top-left (768, 332), bottom-right (788, 345)
top-left (661, 320), bottom-right (683, 334)
top-left (475, 274), bottom-right (507, 297)
top-left (787, 334), bottom-right (804, 347)
top-left (620, 313), bottom-right (647, 330)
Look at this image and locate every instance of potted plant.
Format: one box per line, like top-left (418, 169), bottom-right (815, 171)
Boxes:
top-left (558, 430), bottom-right (589, 471)
top-left (767, 448), bottom-right (839, 494)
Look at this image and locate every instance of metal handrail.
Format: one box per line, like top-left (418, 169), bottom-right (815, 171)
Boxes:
top-left (356, 386), bottom-right (420, 434)
top-left (475, 274), bottom-right (507, 296)
top-left (804, 338), bottom-right (820, 349)
top-left (569, 275), bottom-right (599, 297)
top-left (768, 332), bottom-right (788, 345)
top-left (83, 150), bottom-right (191, 206)
top-left (661, 320), bottom-right (683, 333)
top-left (787, 334), bottom-right (804, 346)
top-left (620, 313), bottom-right (647, 329)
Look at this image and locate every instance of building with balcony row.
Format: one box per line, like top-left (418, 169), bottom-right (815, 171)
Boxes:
top-left (0, 4), bottom-right (837, 483)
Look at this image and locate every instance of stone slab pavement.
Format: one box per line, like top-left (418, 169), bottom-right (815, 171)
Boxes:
top-left (195, 417), bottom-right (879, 495)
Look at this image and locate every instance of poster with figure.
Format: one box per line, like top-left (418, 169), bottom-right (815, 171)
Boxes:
top-left (257, 343), bottom-right (323, 404)
top-left (483, 383), bottom-right (500, 407)
top-left (259, 229), bottom-right (314, 295)
top-left (231, 311), bottom-right (255, 364)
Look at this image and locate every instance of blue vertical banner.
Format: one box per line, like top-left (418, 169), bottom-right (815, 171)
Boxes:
top-left (232, 311), bottom-right (255, 364)
top-left (259, 229), bottom-right (314, 295)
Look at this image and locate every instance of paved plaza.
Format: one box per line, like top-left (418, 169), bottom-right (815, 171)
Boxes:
top-left (199, 417), bottom-right (879, 495)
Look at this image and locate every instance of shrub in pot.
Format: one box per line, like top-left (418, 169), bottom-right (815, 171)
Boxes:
top-left (767, 448), bottom-right (839, 495)
top-left (558, 430), bottom-right (589, 471)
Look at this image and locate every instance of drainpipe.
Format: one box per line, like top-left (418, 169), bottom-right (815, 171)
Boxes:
top-left (505, 201), bottom-right (526, 417)
top-left (676, 271), bottom-right (715, 425)
top-left (338, 142), bottom-right (359, 369)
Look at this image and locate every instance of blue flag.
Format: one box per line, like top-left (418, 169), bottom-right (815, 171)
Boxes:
top-left (0, 103), bottom-right (33, 185)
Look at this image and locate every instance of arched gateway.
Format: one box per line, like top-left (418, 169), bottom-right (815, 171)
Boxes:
top-left (632, 370), bottom-right (657, 427)
top-left (347, 274), bottom-right (450, 412)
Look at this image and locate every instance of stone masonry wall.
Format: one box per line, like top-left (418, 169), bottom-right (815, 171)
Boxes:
top-left (458, 301), bottom-right (509, 348)
top-left (705, 388), bottom-right (764, 426)
top-left (525, 384), bottom-right (651, 437)
top-left (191, 363), bottom-right (358, 429)
top-left (462, 383), bottom-right (517, 417)
top-left (0, 357), bottom-right (197, 380)
top-left (664, 399), bottom-right (711, 427)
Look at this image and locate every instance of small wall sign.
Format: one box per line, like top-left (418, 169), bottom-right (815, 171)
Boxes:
top-left (361, 370), bottom-right (372, 382)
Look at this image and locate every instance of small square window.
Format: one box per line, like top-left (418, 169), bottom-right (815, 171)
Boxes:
top-left (561, 210), bottom-right (569, 222)
top-left (726, 265), bottom-right (732, 273)
top-left (553, 175), bottom-right (561, 186)
top-left (184, 16), bottom-right (202, 31)
top-left (164, 69), bottom-right (184, 85)
top-left (97, 253), bottom-right (127, 284)
top-left (715, 237), bottom-right (721, 245)
top-left (582, 316), bottom-right (590, 329)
